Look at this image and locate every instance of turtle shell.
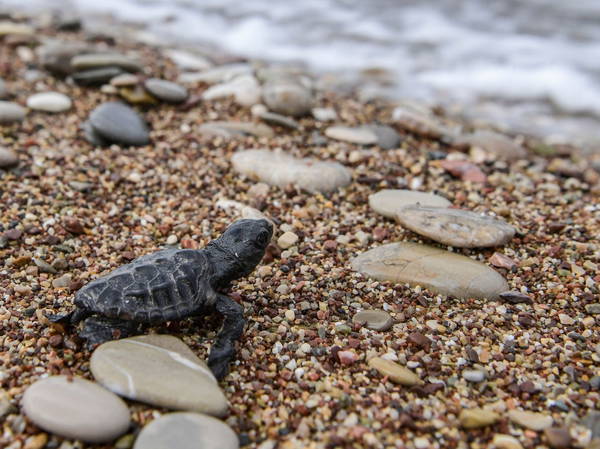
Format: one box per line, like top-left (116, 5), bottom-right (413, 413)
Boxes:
top-left (75, 248), bottom-right (215, 323)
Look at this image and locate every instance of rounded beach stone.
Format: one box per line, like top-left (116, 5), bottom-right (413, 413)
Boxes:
top-left (22, 375), bottom-right (130, 443)
top-left (231, 148), bottom-right (351, 193)
top-left (0, 101), bottom-right (26, 124)
top-left (369, 189), bottom-right (451, 218)
top-left (352, 310), bottom-right (393, 331)
top-left (351, 242), bottom-right (508, 299)
top-left (508, 409), bottom-right (553, 431)
top-left (144, 78), bottom-right (188, 103)
top-left (199, 121), bottom-right (274, 139)
top-left (459, 408), bottom-right (499, 428)
top-left (325, 126), bottom-right (378, 145)
top-left (90, 335), bottom-right (228, 417)
top-left (133, 412), bottom-right (239, 449)
top-left (71, 53), bottom-right (142, 72)
top-left (368, 357), bottom-right (421, 386)
top-left (26, 92), bottom-right (72, 112)
top-left (89, 102), bottom-right (149, 146)
top-left (457, 129), bottom-right (526, 161)
top-left (262, 81), bottom-right (312, 117)
top-left (0, 147), bottom-right (18, 168)
top-left (396, 205), bottom-right (515, 248)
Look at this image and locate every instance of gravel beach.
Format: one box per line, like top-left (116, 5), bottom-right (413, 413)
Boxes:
top-left (0, 13), bottom-right (599, 449)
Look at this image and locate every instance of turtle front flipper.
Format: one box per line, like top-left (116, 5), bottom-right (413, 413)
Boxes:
top-left (208, 293), bottom-right (246, 380)
top-left (80, 316), bottom-right (140, 350)
top-left (47, 308), bottom-right (92, 326)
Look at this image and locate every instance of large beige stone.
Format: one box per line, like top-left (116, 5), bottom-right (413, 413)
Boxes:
top-left (368, 357), bottom-right (421, 386)
top-left (396, 206), bottom-right (515, 248)
top-left (369, 189), bottom-right (451, 218)
top-left (90, 335), bottom-right (228, 417)
top-left (351, 242), bottom-right (508, 299)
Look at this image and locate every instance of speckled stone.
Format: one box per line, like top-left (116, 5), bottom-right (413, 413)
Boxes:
top-left (133, 413), bottom-right (239, 449)
top-left (351, 242), bottom-right (508, 299)
top-left (26, 92), bottom-right (72, 112)
top-left (231, 148), bottom-right (352, 193)
top-left (352, 310), bottom-right (394, 331)
top-left (89, 102), bottom-right (150, 146)
top-left (90, 335), bottom-right (228, 417)
top-left (369, 189), bottom-right (451, 218)
top-left (0, 101), bottom-right (26, 124)
top-left (396, 206), bottom-right (515, 248)
top-left (22, 376), bottom-right (130, 443)
top-left (144, 78), bottom-right (188, 103)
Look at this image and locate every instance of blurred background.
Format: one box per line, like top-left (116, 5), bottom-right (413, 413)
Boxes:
top-left (3, 0), bottom-right (600, 149)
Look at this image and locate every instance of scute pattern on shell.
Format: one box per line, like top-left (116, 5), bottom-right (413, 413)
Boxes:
top-left (74, 249), bottom-right (215, 323)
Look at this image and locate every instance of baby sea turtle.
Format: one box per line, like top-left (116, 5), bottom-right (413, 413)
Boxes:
top-left (50, 219), bottom-right (273, 380)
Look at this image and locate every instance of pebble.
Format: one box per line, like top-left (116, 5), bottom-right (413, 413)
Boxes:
top-left (0, 146), bottom-right (18, 168)
top-left (396, 205), bottom-right (515, 248)
top-left (133, 412), bottom-right (239, 449)
top-left (338, 351), bottom-right (358, 365)
top-left (544, 427), bottom-right (572, 449)
top-left (499, 291), bottom-right (533, 304)
top-left (369, 189), bottom-right (451, 218)
top-left (262, 80), bottom-right (312, 117)
top-left (110, 73), bottom-right (139, 87)
top-left (440, 159), bottom-right (487, 183)
top-left (23, 434), bottom-right (48, 449)
top-left (256, 111), bottom-right (300, 129)
top-left (368, 357), bottom-right (421, 386)
top-left (558, 313), bottom-right (574, 325)
top-left (90, 334), bottom-right (228, 416)
top-left (325, 126), bottom-right (378, 145)
top-left (22, 375), bottom-right (130, 443)
top-left (0, 101), bottom-right (26, 124)
top-left (352, 242), bottom-right (508, 299)
top-left (278, 231), bottom-right (298, 249)
top-left (73, 67), bottom-right (124, 86)
top-left (179, 63), bottom-right (252, 84)
top-left (89, 102), bottom-right (150, 146)
top-left (199, 121), bottom-right (274, 139)
top-left (457, 129), bottom-right (526, 161)
top-left (312, 107), bottom-right (337, 121)
top-left (144, 78), bottom-right (188, 103)
top-left (492, 434), bottom-right (524, 449)
top-left (352, 310), bottom-right (394, 331)
top-left (489, 252), bottom-right (518, 270)
top-left (26, 92), bottom-right (72, 112)
top-left (0, 21), bottom-right (34, 36)
top-left (71, 53), bottom-right (143, 72)
top-left (52, 273), bottom-right (72, 288)
top-left (36, 41), bottom-right (90, 76)
top-left (165, 48), bottom-right (213, 71)
top-left (462, 369), bottom-right (486, 383)
top-left (231, 149), bottom-right (352, 193)
top-left (586, 304), bottom-right (600, 315)
top-left (508, 409), bottom-right (553, 431)
top-left (202, 74), bottom-right (261, 106)
top-left (369, 125), bottom-right (402, 149)
top-left (392, 104), bottom-right (456, 140)
top-left (459, 408), bottom-right (499, 428)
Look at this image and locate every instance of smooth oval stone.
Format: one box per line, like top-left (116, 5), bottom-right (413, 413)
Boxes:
top-left (459, 408), bottom-right (499, 429)
top-left (22, 375), bottom-right (130, 443)
top-left (0, 147), bottom-right (18, 168)
top-left (262, 81), bottom-right (312, 117)
top-left (368, 357), bottom-right (421, 386)
top-left (71, 53), bottom-right (142, 72)
top-left (231, 149), bottom-right (351, 193)
top-left (37, 41), bottom-right (92, 76)
top-left (457, 129), bottom-right (526, 161)
top-left (179, 63), bottom-right (252, 84)
top-left (202, 75), bottom-right (261, 106)
top-left (26, 92), bottom-right (72, 112)
top-left (508, 410), bottom-right (553, 431)
top-left (396, 206), bottom-right (515, 248)
top-left (199, 121), bottom-right (274, 138)
top-left (133, 412), bottom-right (238, 449)
top-left (90, 335), bottom-right (228, 417)
top-left (325, 126), bottom-right (378, 145)
top-left (0, 101), bottom-right (26, 124)
top-left (369, 125), bottom-right (402, 149)
top-left (351, 242), bottom-right (508, 299)
top-left (369, 189), bottom-right (451, 218)
top-left (256, 111), bottom-right (300, 129)
top-left (144, 78), bottom-right (188, 103)
top-left (0, 22), bottom-right (34, 36)
top-left (73, 67), bottom-right (124, 86)
top-left (89, 102), bottom-right (149, 146)
top-left (352, 310), bottom-right (393, 331)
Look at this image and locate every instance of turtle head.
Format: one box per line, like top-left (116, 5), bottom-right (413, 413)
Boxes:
top-left (209, 218), bottom-right (273, 287)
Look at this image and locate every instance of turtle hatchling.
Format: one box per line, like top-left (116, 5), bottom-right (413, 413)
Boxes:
top-left (50, 218), bottom-right (273, 379)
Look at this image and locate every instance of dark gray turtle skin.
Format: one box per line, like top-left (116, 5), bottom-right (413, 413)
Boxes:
top-left (51, 218), bottom-right (273, 380)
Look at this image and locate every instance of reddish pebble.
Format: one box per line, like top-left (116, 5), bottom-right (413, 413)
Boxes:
top-left (440, 160), bottom-right (487, 183)
top-left (4, 228), bottom-right (22, 240)
top-left (323, 240), bottom-right (337, 251)
top-left (48, 335), bottom-right (63, 348)
top-left (181, 238), bottom-right (199, 249)
top-left (63, 218), bottom-right (85, 234)
top-left (338, 350), bottom-right (358, 365)
top-left (489, 252), bottom-right (517, 269)
top-left (373, 227), bottom-right (388, 241)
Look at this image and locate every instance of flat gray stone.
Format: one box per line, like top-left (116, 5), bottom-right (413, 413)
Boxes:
top-left (179, 63), bottom-right (252, 84)
top-left (457, 129), bottom-right (526, 161)
top-left (370, 125), bottom-right (402, 149)
top-left (0, 147), bottom-right (18, 168)
top-left (262, 80), bottom-right (312, 117)
top-left (369, 190), bottom-right (451, 218)
top-left (71, 53), bottom-right (142, 73)
top-left (90, 335), bottom-right (228, 417)
top-left (89, 102), bottom-right (149, 146)
top-left (352, 310), bottom-right (394, 331)
top-left (133, 412), bottom-right (238, 449)
top-left (73, 67), bottom-right (124, 86)
top-left (199, 121), bottom-right (274, 139)
top-left (256, 111), bottom-right (300, 129)
top-left (396, 206), bottom-right (515, 248)
top-left (231, 148), bottom-right (352, 193)
top-left (351, 242), bottom-right (508, 299)
top-left (0, 101), bottom-right (26, 124)
top-left (325, 126), bottom-right (378, 145)
top-left (37, 40), bottom-right (91, 76)
top-left (202, 74), bottom-right (261, 106)
top-left (22, 375), bottom-right (130, 443)
top-left (144, 78), bottom-right (188, 103)
top-left (26, 92), bottom-right (72, 112)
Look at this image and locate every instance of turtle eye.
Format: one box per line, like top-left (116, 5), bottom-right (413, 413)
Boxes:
top-left (255, 230), bottom-right (269, 247)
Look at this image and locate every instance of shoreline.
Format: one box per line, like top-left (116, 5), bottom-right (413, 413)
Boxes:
top-left (0, 10), bottom-right (599, 449)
